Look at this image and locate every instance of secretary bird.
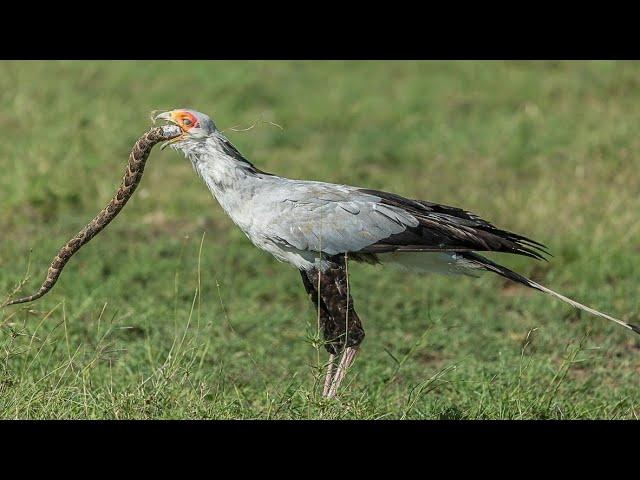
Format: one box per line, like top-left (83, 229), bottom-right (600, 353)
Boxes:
top-left (154, 108), bottom-right (638, 398)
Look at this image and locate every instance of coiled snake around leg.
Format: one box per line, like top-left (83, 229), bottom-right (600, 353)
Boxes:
top-left (3, 124), bottom-right (182, 307)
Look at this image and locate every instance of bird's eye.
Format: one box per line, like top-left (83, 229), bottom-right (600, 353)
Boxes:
top-left (182, 118), bottom-right (193, 126)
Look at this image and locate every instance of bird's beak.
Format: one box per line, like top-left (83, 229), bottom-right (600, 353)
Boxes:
top-left (153, 111), bottom-right (185, 150)
top-left (154, 111), bottom-right (174, 123)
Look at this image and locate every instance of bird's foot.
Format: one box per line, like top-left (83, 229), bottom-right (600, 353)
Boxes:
top-left (323, 347), bottom-right (358, 399)
top-left (323, 354), bottom-right (336, 397)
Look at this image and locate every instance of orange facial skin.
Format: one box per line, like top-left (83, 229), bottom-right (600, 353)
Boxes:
top-left (171, 111), bottom-right (199, 131)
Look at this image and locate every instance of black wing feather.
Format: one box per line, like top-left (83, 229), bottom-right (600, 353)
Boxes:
top-left (357, 189), bottom-right (550, 261)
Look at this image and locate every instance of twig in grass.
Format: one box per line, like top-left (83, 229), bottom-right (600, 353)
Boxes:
top-left (400, 362), bottom-right (459, 419)
top-left (513, 327), bottom-right (538, 417)
top-left (214, 278), bottom-right (237, 335)
top-left (96, 302), bottom-right (108, 341)
top-left (542, 332), bottom-right (590, 412)
top-left (25, 316), bottom-right (64, 373)
top-left (62, 300), bottom-right (75, 374)
top-left (383, 320), bottom-right (434, 387)
top-left (197, 232), bottom-right (206, 330)
top-left (2, 249), bottom-right (33, 307)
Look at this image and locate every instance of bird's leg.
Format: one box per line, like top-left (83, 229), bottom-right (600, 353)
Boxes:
top-left (323, 354), bottom-right (336, 397)
top-left (300, 269), bottom-right (337, 396)
top-left (303, 256), bottom-right (365, 398)
top-left (324, 256), bottom-right (364, 398)
top-left (327, 346), bottom-right (358, 398)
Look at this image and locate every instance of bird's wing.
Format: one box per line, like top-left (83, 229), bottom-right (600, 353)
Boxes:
top-left (356, 188), bottom-right (549, 260)
top-left (261, 181), bottom-right (548, 259)
top-left (261, 182), bottom-right (418, 255)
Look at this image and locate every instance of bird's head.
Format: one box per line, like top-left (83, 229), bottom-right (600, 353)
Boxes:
top-left (154, 109), bottom-right (216, 150)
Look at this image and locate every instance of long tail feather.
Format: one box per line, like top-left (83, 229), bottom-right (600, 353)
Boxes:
top-left (462, 252), bottom-right (640, 335)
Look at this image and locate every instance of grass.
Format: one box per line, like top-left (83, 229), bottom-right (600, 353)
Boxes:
top-left (0, 60), bottom-right (639, 419)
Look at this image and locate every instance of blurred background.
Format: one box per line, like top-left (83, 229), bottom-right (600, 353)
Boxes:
top-left (0, 61), bottom-right (638, 418)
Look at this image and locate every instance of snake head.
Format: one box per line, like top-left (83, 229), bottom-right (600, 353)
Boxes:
top-left (160, 124), bottom-right (183, 139)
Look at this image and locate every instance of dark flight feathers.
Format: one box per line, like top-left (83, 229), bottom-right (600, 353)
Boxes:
top-left (357, 189), bottom-right (550, 261)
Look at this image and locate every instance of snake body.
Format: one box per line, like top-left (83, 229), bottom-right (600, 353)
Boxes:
top-left (3, 124), bottom-right (182, 307)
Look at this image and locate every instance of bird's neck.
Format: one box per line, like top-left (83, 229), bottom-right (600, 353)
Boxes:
top-left (179, 132), bottom-right (273, 226)
top-left (183, 132), bottom-right (271, 191)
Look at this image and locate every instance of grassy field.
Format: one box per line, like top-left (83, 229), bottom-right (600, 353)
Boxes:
top-left (0, 61), bottom-right (639, 419)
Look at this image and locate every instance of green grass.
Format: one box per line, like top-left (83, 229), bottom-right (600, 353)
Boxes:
top-left (1, 60), bottom-right (639, 419)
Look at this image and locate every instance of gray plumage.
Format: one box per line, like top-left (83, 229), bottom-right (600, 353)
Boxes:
top-left (155, 108), bottom-right (638, 335)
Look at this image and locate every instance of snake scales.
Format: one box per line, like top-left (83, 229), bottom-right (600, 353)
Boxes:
top-left (3, 124), bottom-right (182, 307)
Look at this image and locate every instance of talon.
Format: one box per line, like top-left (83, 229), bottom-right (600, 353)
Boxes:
top-left (323, 354), bottom-right (336, 397)
top-left (324, 347), bottom-right (359, 398)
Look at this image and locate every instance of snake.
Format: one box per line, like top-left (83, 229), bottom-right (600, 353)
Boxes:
top-left (3, 124), bottom-right (182, 307)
